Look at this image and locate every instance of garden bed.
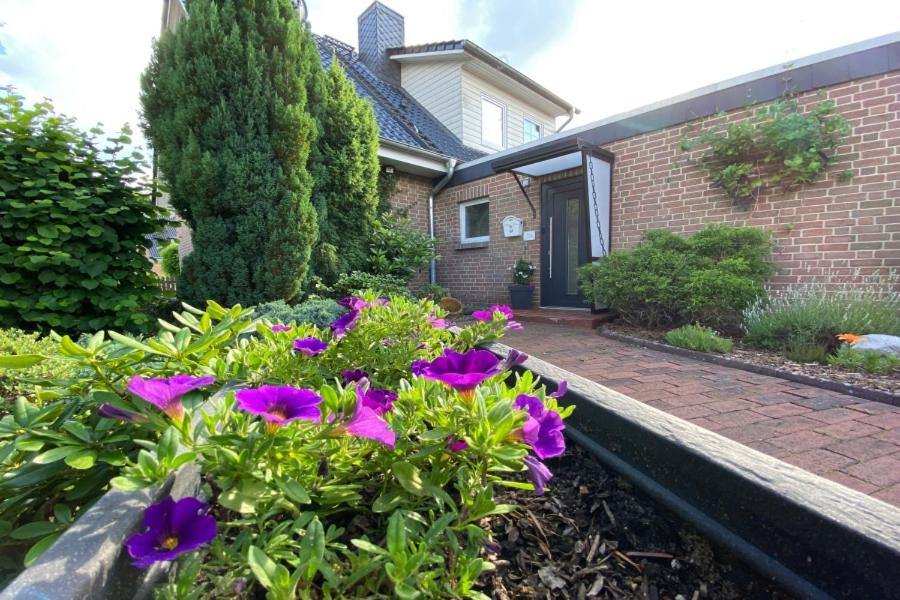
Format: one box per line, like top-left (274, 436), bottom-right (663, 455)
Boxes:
top-left (602, 323), bottom-right (899, 399)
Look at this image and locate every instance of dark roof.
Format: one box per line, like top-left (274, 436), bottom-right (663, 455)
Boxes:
top-left (387, 40), bottom-right (578, 115)
top-left (315, 34), bottom-right (484, 162)
top-left (148, 222), bottom-right (179, 260)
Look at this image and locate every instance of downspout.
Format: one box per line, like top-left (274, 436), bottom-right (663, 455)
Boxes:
top-left (429, 158), bottom-right (457, 284)
top-left (557, 108), bottom-right (576, 132)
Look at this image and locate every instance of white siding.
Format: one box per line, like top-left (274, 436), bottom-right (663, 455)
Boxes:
top-left (399, 62), bottom-right (464, 139)
top-left (460, 68), bottom-right (556, 153)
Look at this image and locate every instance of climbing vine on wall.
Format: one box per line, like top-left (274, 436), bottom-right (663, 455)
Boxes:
top-left (680, 97), bottom-right (850, 202)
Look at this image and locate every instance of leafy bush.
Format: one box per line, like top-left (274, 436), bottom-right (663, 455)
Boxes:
top-left (254, 299), bottom-right (345, 330)
top-left (0, 328), bottom-right (78, 410)
top-left (512, 259), bottom-right (535, 285)
top-left (743, 278), bottom-right (900, 351)
top-left (323, 271), bottom-right (413, 300)
top-left (578, 225), bottom-right (774, 329)
top-left (159, 241), bottom-right (180, 278)
top-left (828, 344), bottom-right (900, 374)
top-left (0, 295), bottom-right (558, 598)
top-left (0, 91), bottom-right (167, 333)
top-left (784, 342), bottom-right (830, 364)
top-left (417, 283), bottom-right (448, 300)
top-left (367, 212), bottom-right (437, 282)
top-left (664, 324), bottom-right (733, 353)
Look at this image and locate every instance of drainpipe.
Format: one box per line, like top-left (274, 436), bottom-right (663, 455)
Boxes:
top-left (429, 158), bottom-right (457, 284)
top-left (557, 108), bottom-right (576, 132)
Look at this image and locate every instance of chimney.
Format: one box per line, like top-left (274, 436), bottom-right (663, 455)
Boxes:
top-left (357, 2), bottom-right (404, 85)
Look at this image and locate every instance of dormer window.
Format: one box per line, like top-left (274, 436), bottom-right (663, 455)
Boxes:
top-left (523, 117), bottom-right (542, 143)
top-left (481, 96), bottom-right (505, 149)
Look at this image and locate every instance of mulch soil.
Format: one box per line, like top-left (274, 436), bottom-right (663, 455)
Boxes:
top-left (481, 446), bottom-right (792, 600)
top-left (604, 323), bottom-right (899, 396)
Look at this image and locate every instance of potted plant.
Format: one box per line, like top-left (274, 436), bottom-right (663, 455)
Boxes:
top-left (509, 259), bottom-right (535, 309)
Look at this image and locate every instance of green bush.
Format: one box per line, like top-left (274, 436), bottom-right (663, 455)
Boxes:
top-left (417, 283), bottom-right (448, 300)
top-left (254, 299), bottom-right (345, 330)
top-left (0, 328), bottom-right (78, 411)
top-left (578, 225), bottom-right (774, 329)
top-left (0, 92), bottom-right (167, 333)
top-left (323, 271), bottom-right (413, 300)
top-left (159, 241), bottom-right (180, 278)
top-left (664, 324), bottom-right (733, 353)
top-left (367, 212), bottom-right (437, 283)
top-left (742, 279), bottom-right (900, 351)
top-left (784, 342), bottom-right (830, 364)
top-left (828, 344), bottom-right (900, 374)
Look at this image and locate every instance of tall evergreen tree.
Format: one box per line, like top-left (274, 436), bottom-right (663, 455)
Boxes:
top-left (141, 0), bottom-right (317, 305)
top-left (306, 57), bottom-right (380, 284)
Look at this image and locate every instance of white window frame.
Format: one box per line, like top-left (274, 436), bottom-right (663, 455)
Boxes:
top-left (459, 198), bottom-right (490, 244)
top-left (522, 115), bottom-right (542, 144)
top-left (480, 95), bottom-right (506, 150)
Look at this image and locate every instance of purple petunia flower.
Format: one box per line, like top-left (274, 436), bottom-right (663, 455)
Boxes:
top-left (338, 296), bottom-right (369, 311)
top-left (356, 379), bottom-right (397, 416)
top-left (447, 437), bottom-right (469, 452)
top-left (550, 380), bottom-right (568, 399)
top-left (98, 403), bottom-right (148, 423)
top-left (235, 386), bottom-right (322, 431)
top-left (334, 391), bottom-right (396, 448)
top-left (126, 496), bottom-right (216, 568)
top-left (471, 310), bottom-right (493, 322)
top-left (490, 304), bottom-right (514, 319)
top-left (330, 310), bottom-right (360, 339)
top-left (523, 455), bottom-right (553, 495)
top-left (270, 324), bottom-right (292, 333)
top-left (513, 394), bottom-right (566, 459)
top-left (341, 369), bottom-right (369, 383)
top-left (410, 359), bottom-right (429, 377)
top-left (293, 337), bottom-right (329, 356)
top-left (420, 348), bottom-right (502, 400)
top-left (505, 320), bottom-right (523, 331)
top-left (127, 375), bottom-right (214, 424)
top-left (503, 348), bottom-right (529, 369)
top-left (428, 313), bottom-right (448, 329)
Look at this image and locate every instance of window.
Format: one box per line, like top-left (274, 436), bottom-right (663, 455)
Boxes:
top-left (459, 198), bottom-right (490, 243)
top-left (481, 97), bottom-right (505, 149)
top-left (523, 117), bottom-right (542, 143)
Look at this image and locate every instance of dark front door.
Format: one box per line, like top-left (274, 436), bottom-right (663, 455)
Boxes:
top-left (540, 177), bottom-right (589, 307)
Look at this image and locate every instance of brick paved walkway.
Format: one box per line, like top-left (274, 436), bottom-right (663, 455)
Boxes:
top-left (504, 323), bottom-right (900, 507)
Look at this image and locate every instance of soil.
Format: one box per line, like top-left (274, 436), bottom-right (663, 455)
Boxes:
top-left (604, 323), bottom-right (899, 397)
top-left (481, 446), bottom-right (792, 600)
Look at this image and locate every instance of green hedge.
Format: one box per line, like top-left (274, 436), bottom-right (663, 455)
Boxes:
top-left (254, 299), bottom-right (346, 330)
top-left (0, 328), bottom-right (78, 411)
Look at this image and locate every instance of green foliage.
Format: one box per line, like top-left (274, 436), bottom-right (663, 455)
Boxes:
top-left (784, 342), bottom-right (830, 364)
top-left (159, 241), bottom-right (180, 278)
top-left (307, 60), bottom-right (380, 284)
top-left (828, 344), bottom-right (900, 374)
top-left (742, 278), bottom-right (900, 351)
top-left (512, 260), bottom-right (535, 285)
top-left (0, 91), bottom-right (167, 333)
top-left (578, 225), bottom-right (774, 330)
top-left (254, 299), bottom-right (345, 330)
top-left (664, 324), bottom-right (733, 353)
top-left (367, 212), bottom-right (437, 282)
top-left (0, 328), bottom-right (78, 410)
top-left (376, 168), bottom-right (398, 214)
top-left (417, 283), bottom-right (448, 300)
top-left (681, 98), bottom-right (849, 201)
top-left (321, 271), bottom-right (413, 300)
top-left (141, 0), bottom-right (317, 306)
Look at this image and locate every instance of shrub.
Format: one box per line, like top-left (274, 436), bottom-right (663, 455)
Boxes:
top-left (367, 212), bottom-right (437, 282)
top-left (159, 241), bottom-right (180, 278)
top-left (578, 225), bottom-right (774, 330)
top-left (0, 328), bottom-right (78, 410)
top-left (664, 324), bottom-right (733, 353)
top-left (0, 92), bottom-right (167, 333)
top-left (512, 259), bottom-right (535, 285)
top-left (324, 271), bottom-right (413, 300)
top-left (784, 342), bottom-right (830, 364)
top-left (828, 344), bottom-right (900, 375)
top-left (254, 299), bottom-right (345, 330)
top-left (742, 278), bottom-right (900, 351)
top-left (417, 283), bottom-right (448, 300)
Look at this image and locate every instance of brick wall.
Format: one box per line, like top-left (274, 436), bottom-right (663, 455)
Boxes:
top-left (435, 70), bottom-right (900, 306)
top-left (387, 172), bottom-right (433, 292)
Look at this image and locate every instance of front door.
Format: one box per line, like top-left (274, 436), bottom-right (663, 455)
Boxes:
top-left (540, 178), bottom-right (589, 307)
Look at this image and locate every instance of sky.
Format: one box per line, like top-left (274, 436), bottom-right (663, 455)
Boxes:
top-left (0, 0), bottom-right (897, 157)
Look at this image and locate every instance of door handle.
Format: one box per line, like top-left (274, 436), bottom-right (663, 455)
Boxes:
top-left (548, 217), bottom-right (552, 279)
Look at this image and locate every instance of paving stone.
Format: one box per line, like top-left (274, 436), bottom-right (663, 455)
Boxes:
top-left (815, 420), bottom-right (883, 440)
top-left (874, 429), bottom-right (900, 445)
top-left (766, 415), bottom-right (822, 435)
top-left (745, 440), bottom-right (794, 459)
top-left (873, 483), bottom-right (900, 506)
top-left (703, 399), bottom-right (759, 413)
top-left (793, 396), bottom-right (859, 410)
top-left (820, 471), bottom-right (880, 495)
top-left (826, 437), bottom-right (900, 462)
top-left (716, 423), bottom-right (778, 444)
top-left (784, 449), bottom-right (857, 474)
top-left (751, 403), bottom-right (811, 418)
top-left (857, 412), bottom-right (900, 430)
top-left (845, 455), bottom-right (900, 487)
top-left (806, 407), bottom-right (871, 424)
top-left (769, 430), bottom-right (833, 452)
top-left (846, 402), bottom-right (900, 416)
top-left (707, 409), bottom-right (771, 428)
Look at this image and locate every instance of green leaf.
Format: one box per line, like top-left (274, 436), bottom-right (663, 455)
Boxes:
top-left (156, 427), bottom-right (179, 463)
top-left (391, 461), bottom-right (426, 496)
top-left (276, 478), bottom-right (310, 505)
top-left (386, 511), bottom-right (406, 558)
top-left (350, 538), bottom-right (389, 555)
top-left (298, 517), bottom-right (325, 579)
top-left (24, 533), bottom-right (62, 566)
top-left (11, 521), bottom-right (60, 540)
top-left (109, 476), bottom-right (151, 491)
top-left (247, 546), bottom-right (278, 590)
top-left (33, 446), bottom-right (79, 464)
top-left (0, 354), bottom-right (46, 369)
top-left (64, 449), bottom-right (97, 470)
top-left (107, 330), bottom-right (166, 355)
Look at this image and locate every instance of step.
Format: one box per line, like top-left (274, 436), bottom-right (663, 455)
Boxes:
top-left (513, 308), bottom-right (614, 329)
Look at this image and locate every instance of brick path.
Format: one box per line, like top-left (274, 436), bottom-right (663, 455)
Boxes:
top-left (504, 323), bottom-right (900, 507)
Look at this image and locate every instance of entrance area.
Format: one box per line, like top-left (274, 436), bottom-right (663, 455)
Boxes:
top-left (540, 177), bottom-right (589, 308)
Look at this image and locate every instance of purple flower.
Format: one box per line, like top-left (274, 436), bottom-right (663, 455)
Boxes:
top-left (428, 313), bottom-right (448, 329)
top-left (513, 394), bottom-right (565, 459)
top-left (503, 348), bottom-right (528, 369)
top-left (293, 337), bottom-right (329, 356)
top-left (410, 360), bottom-right (429, 377)
top-left (127, 375), bottom-right (215, 424)
top-left (235, 386), bottom-right (322, 431)
top-left (338, 296), bottom-right (369, 311)
top-left (420, 348), bottom-right (502, 400)
top-left (376, 297), bottom-right (390, 306)
top-left (334, 392), bottom-right (396, 448)
top-left (357, 380), bottom-right (397, 416)
top-left (342, 369), bottom-right (369, 383)
top-left (126, 496), bottom-right (216, 568)
top-left (330, 310), bottom-right (359, 338)
top-left (472, 310), bottom-right (493, 322)
top-left (523, 455), bottom-right (553, 496)
top-left (490, 304), bottom-right (514, 319)
top-left (506, 320), bottom-right (523, 331)
top-left (98, 403), bottom-right (148, 423)
top-left (447, 437), bottom-right (469, 452)
top-left (270, 324), bottom-right (292, 333)
top-left (550, 380), bottom-right (568, 399)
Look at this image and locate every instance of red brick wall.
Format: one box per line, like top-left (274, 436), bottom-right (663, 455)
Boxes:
top-left (387, 172), bottom-right (433, 292)
top-left (435, 70), bottom-right (900, 306)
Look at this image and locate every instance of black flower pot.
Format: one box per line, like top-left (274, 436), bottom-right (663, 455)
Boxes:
top-left (508, 285), bottom-right (534, 309)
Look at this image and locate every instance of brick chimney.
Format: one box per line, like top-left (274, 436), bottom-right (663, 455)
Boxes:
top-left (357, 1), bottom-right (404, 85)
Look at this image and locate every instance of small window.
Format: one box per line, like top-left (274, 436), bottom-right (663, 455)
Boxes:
top-left (459, 198), bottom-right (490, 243)
top-left (523, 117), bottom-right (542, 143)
top-left (481, 97), bottom-right (505, 149)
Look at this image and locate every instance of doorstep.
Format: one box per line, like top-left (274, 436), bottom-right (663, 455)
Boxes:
top-left (514, 308), bottom-right (614, 329)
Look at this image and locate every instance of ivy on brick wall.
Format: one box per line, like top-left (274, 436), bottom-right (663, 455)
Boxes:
top-left (680, 97), bottom-right (851, 202)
